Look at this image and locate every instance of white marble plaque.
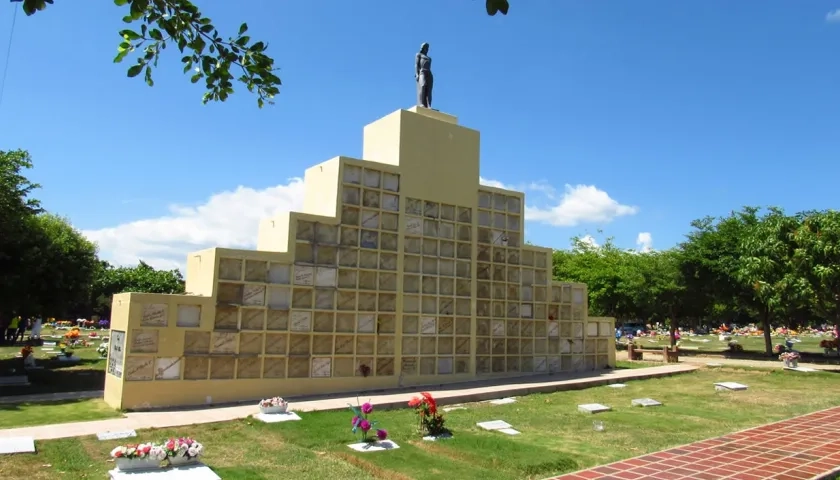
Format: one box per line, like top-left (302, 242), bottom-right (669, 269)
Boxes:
top-left (109, 464), bottom-right (220, 479)
top-left (498, 428), bottom-right (520, 435)
top-left (422, 432), bottom-right (453, 441)
top-left (255, 411), bottom-right (302, 423)
top-left (290, 311), bottom-right (312, 332)
top-left (437, 357), bottom-right (453, 375)
top-left (420, 316), bottom-right (437, 335)
top-left (572, 289), bottom-right (584, 304)
top-left (315, 267), bottom-right (337, 287)
top-left (131, 330), bottom-right (158, 353)
top-left (343, 165), bottom-right (361, 184)
top-left (347, 440), bottom-right (400, 452)
top-left (242, 285), bottom-right (266, 306)
top-left (155, 357), bottom-right (182, 380)
top-left (520, 304), bottom-right (533, 318)
top-left (0, 437), bottom-right (35, 454)
top-left (534, 356), bottom-right (547, 372)
top-left (786, 367), bottom-right (817, 372)
top-left (96, 430), bottom-right (137, 441)
top-left (599, 322), bottom-right (612, 337)
top-left (141, 304), bottom-right (168, 327)
top-left (357, 314), bottom-right (375, 333)
top-left (714, 382), bottom-right (748, 391)
top-left (211, 333), bottom-right (237, 353)
top-left (405, 217), bottom-right (423, 235)
top-left (586, 322), bottom-right (599, 337)
top-left (383, 173), bottom-right (400, 192)
top-left (572, 323), bottom-right (584, 339)
top-left (267, 287), bottom-right (291, 309)
top-left (177, 305), bottom-right (201, 327)
top-left (547, 321), bottom-right (559, 338)
top-left (607, 384), bottom-right (626, 388)
top-left (488, 398), bottom-right (516, 405)
top-left (108, 330), bottom-right (126, 377)
top-left (268, 264), bottom-right (291, 285)
top-left (632, 398), bottom-right (662, 407)
top-left (578, 403), bottom-right (611, 414)
top-left (491, 320), bottom-right (505, 336)
top-left (312, 357), bottom-right (331, 377)
top-left (477, 420), bottom-right (512, 431)
top-left (293, 266), bottom-right (314, 286)
top-left (382, 193), bottom-right (399, 211)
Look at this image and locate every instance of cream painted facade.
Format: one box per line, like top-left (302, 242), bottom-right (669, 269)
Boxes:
top-left (103, 107), bottom-right (616, 410)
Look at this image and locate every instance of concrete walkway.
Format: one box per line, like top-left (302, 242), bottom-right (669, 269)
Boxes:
top-left (548, 405), bottom-right (840, 480)
top-left (0, 364), bottom-right (695, 440)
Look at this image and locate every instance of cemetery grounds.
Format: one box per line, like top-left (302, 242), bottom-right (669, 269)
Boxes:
top-left (1, 363), bottom-right (840, 480)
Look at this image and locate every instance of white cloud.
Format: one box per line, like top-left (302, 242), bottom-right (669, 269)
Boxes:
top-left (827, 9), bottom-right (840, 22)
top-left (479, 177), bottom-right (637, 227)
top-left (579, 235), bottom-right (600, 248)
top-left (636, 232), bottom-right (653, 253)
top-left (83, 179), bottom-right (305, 270)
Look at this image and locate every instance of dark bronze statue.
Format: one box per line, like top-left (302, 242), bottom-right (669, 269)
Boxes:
top-left (415, 43), bottom-right (433, 108)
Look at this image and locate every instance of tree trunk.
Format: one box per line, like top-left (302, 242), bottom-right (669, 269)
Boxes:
top-left (669, 308), bottom-right (678, 348)
top-left (761, 307), bottom-right (773, 356)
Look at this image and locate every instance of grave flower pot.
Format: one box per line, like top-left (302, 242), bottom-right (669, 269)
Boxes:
top-left (116, 457), bottom-right (161, 471)
top-left (260, 404), bottom-right (288, 414)
top-left (168, 455), bottom-right (200, 467)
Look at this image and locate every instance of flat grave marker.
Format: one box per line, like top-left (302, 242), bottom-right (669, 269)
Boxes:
top-left (714, 382), bottom-right (748, 391)
top-left (497, 428), bottom-right (521, 435)
top-left (0, 437), bottom-right (35, 454)
top-left (347, 440), bottom-right (400, 452)
top-left (631, 398), bottom-right (663, 408)
top-left (785, 367), bottom-right (818, 373)
top-left (109, 464), bottom-right (220, 479)
top-left (607, 384), bottom-right (626, 389)
top-left (578, 403), bottom-right (611, 414)
top-left (255, 412), bottom-right (302, 424)
top-left (96, 430), bottom-right (137, 441)
top-left (487, 397), bottom-right (516, 405)
top-left (476, 420), bottom-right (512, 431)
top-left (422, 432), bottom-right (453, 442)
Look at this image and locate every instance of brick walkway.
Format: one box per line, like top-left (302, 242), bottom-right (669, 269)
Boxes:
top-left (549, 406), bottom-right (840, 480)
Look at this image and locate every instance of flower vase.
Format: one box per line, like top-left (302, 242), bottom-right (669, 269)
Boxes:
top-left (116, 457), bottom-right (161, 471)
top-left (790, 360), bottom-right (798, 368)
top-left (783, 360), bottom-right (790, 368)
top-left (260, 404), bottom-right (287, 414)
top-left (169, 455), bottom-right (200, 467)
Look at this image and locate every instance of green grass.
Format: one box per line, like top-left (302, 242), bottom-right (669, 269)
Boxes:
top-left (0, 398), bottom-right (123, 429)
top-left (640, 333), bottom-right (830, 355)
top-left (0, 328), bottom-right (107, 396)
top-left (2, 366), bottom-right (840, 480)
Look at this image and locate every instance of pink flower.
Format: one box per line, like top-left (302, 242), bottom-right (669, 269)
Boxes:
top-left (376, 429), bottom-right (388, 440)
top-left (351, 415), bottom-right (359, 426)
top-left (361, 402), bottom-right (373, 414)
top-left (359, 419), bottom-right (371, 432)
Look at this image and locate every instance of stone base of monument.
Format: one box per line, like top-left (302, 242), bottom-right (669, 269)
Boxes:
top-left (255, 411), bottom-right (301, 423)
top-left (714, 382), bottom-right (748, 391)
top-left (109, 463), bottom-right (220, 480)
top-left (347, 440), bottom-right (400, 452)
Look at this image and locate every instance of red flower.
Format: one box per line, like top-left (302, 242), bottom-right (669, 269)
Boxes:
top-left (420, 392), bottom-right (437, 415)
top-left (408, 397), bottom-right (422, 408)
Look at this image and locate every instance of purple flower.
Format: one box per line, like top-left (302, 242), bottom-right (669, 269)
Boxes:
top-left (351, 415), bottom-right (359, 426)
top-left (361, 402), bottom-right (373, 414)
top-left (376, 429), bottom-right (388, 440)
top-left (359, 420), bottom-right (371, 432)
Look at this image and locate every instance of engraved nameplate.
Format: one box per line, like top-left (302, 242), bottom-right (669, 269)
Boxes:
top-left (141, 304), bottom-right (168, 327)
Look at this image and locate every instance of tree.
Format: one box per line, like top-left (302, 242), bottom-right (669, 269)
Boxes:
top-left (20, 0), bottom-right (280, 107)
top-left (91, 261), bottom-right (186, 317)
top-left (635, 250), bottom-right (690, 346)
top-left (790, 210), bottom-right (840, 331)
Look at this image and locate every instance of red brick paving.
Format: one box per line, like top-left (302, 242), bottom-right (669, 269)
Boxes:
top-left (547, 406), bottom-right (840, 480)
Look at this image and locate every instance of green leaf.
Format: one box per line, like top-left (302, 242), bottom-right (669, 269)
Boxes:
top-left (119, 29), bottom-right (142, 40)
top-left (235, 36), bottom-right (250, 46)
top-left (238, 23), bottom-right (248, 35)
top-left (190, 73), bottom-right (202, 83)
top-left (113, 50), bottom-right (129, 64)
top-left (114, 0), bottom-right (129, 5)
top-left (144, 66), bottom-right (154, 86)
top-left (127, 64), bottom-right (144, 78)
top-left (149, 29), bottom-right (163, 41)
top-left (199, 24), bottom-right (214, 34)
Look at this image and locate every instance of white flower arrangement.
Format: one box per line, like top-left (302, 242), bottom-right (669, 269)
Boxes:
top-left (110, 443), bottom-right (167, 461)
top-left (259, 396), bottom-right (287, 408)
top-left (97, 342), bottom-right (109, 357)
top-left (164, 437), bottom-right (204, 458)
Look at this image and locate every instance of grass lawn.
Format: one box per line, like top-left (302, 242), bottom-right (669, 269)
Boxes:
top-left (2, 366), bottom-right (839, 480)
top-left (639, 334), bottom-right (834, 356)
top-left (0, 398), bottom-right (123, 429)
top-left (0, 329), bottom-right (107, 396)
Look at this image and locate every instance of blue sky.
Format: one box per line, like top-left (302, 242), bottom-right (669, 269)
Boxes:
top-left (1, 0), bottom-right (839, 269)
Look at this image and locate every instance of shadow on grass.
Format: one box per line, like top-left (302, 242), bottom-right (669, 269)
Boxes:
top-left (0, 356), bottom-right (105, 396)
top-left (213, 467), bottom-right (268, 480)
top-left (0, 397), bottom-right (99, 412)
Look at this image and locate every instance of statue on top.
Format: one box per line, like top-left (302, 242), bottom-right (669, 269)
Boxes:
top-left (415, 43), bottom-right (433, 109)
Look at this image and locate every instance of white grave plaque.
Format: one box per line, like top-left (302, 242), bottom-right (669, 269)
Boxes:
top-left (348, 441), bottom-right (400, 453)
top-left (586, 322), bottom-right (599, 337)
top-left (405, 217), bottom-right (423, 235)
top-left (786, 367), bottom-right (818, 372)
top-left (607, 384), bottom-right (626, 388)
top-left (488, 398), bottom-right (516, 405)
top-left (498, 428), bottom-right (520, 435)
top-left (177, 305), bottom-right (201, 328)
top-left (534, 357), bottom-right (547, 372)
top-left (477, 420), bottom-right (512, 431)
top-left (97, 430), bottom-right (137, 441)
top-left (578, 403), bottom-right (611, 414)
top-left (0, 437), bottom-right (35, 454)
top-left (255, 412), bottom-right (302, 423)
top-left (547, 321), bottom-right (559, 337)
top-left (315, 267), bottom-right (337, 287)
top-left (290, 311), bottom-right (312, 332)
top-left (109, 464), bottom-right (220, 480)
top-left (632, 398), bottom-right (662, 407)
top-left (293, 266), bottom-right (314, 286)
top-left (141, 304), bottom-right (168, 327)
top-left (311, 358), bottom-right (331, 377)
top-left (420, 316), bottom-right (437, 335)
top-left (422, 432), bottom-right (453, 441)
top-left (714, 382), bottom-right (748, 391)
top-left (357, 314), bottom-right (375, 333)
top-left (242, 285), bottom-right (266, 306)
top-left (268, 264), bottom-right (291, 284)
top-left (155, 357), bottom-right (182, 380)
top-left (520, 304), bottom-right (533, 318)
top-left (491, 320), bottom-right (505, 336)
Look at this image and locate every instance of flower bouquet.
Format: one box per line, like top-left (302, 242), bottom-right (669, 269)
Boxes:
top-left (259, 396), bottom-right (288, 414)
top-left (97, 342), bottom-right (109, 358)
top-left (780, 351), bottom-right (800, 368)
top-left (163, 437), bottom-right (204, 466)
top-left (349, 400), bottom-right (387, 445)
top-left (408, 392), bottom-right (449, 439)
top-left (110, 443), bottom-right (167, 471)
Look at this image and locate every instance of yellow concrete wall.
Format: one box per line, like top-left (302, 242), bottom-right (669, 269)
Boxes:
top-left (103, 107), bottom-right (616, 410)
